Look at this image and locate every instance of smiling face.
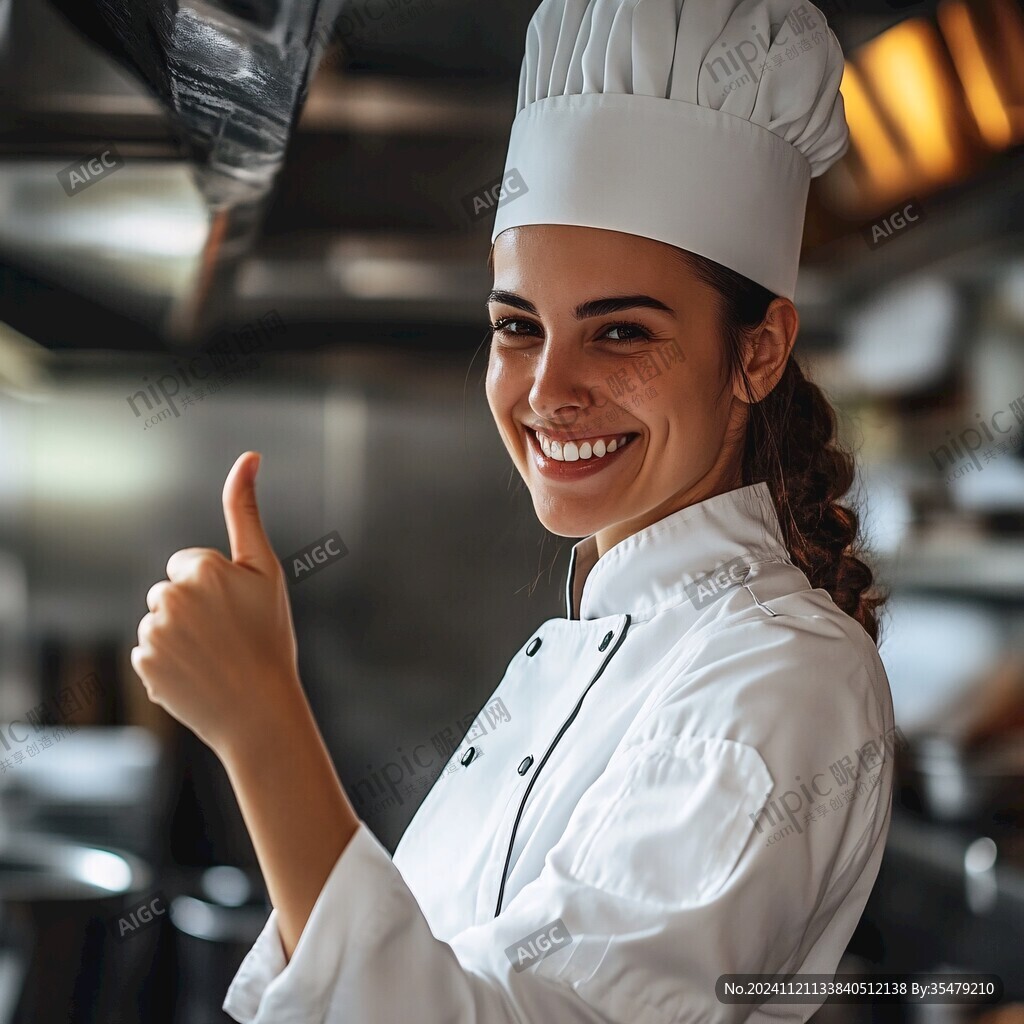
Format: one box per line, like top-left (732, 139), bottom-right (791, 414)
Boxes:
top-left (485, 224), bottom-right (795, 555)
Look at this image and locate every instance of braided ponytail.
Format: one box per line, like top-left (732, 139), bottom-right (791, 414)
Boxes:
top-left (675, 249), bottom-right (888, 645)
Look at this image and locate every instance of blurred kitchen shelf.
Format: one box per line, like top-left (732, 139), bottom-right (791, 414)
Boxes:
top-left (301, 75), bottom-right (511, 137)
top-left (0, 727), bottom-right (171, 863)
top-left (879, 535), bottom-right (1024, 600)
top-left (886, 808), bottom-right (1024, 911)
top-left (864, 805), bottom-right (1024, 998)
top-left (803, 147), bottom-right (1024, 315)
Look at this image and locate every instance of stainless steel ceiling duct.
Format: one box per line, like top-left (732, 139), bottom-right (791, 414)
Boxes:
top-left (41, 0), bottom-right (347, 341)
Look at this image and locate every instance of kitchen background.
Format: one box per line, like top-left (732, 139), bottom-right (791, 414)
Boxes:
top-left (0, 0), bottom-right (1022, 1020)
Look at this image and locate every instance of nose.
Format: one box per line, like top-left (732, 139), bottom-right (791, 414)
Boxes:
top-left (528, 339), bottom-right (596, 431)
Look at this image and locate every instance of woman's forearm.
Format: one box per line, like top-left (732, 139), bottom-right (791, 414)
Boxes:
top-left (219, 682), bottom-right (361, 961)
top-left (131, 455), bottom-right (362, 961)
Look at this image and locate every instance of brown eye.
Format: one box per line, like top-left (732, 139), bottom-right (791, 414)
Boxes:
top-left (491, 317), bottom-right (537, 335)
top-left (603, 323), bottom-right (652, 344)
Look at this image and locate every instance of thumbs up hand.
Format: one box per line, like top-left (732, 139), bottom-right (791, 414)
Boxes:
top-left (132, 452), bottom-right (303, 759)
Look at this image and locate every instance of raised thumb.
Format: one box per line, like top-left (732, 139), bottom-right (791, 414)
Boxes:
top-left (222, 451), bottom-right (276, 572)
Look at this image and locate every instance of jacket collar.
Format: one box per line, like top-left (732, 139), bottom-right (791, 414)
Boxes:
top-left (565, 480), bottom-right (793, 622)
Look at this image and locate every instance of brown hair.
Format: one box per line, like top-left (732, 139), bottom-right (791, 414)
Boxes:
top-left (673, 248), bottom-right (888, 645)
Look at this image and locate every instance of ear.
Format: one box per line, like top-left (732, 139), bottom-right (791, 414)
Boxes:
top-left (731, 296), bottom-right (799, 405)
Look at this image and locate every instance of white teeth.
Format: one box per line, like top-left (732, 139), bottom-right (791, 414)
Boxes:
top-left (535, 431), bottom-right (632, 462)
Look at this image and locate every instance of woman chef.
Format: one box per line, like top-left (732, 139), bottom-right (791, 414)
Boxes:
top-left (132, 1), bottom-right (898, 1021)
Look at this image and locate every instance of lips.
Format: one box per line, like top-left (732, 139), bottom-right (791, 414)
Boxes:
top-left (525, 427), bottom-right (639, 479)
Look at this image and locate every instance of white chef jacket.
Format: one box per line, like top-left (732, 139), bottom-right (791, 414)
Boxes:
top-left (223, 480), bottom-right (895, 1024)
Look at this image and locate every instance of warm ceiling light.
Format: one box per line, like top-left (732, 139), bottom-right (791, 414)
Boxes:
top-left (938, 0), bottom-right (1013, 148)
top-left (857, 18), bottom-right (968, 185)
top-left (989, 0), bottom-right (1024, 136)
top-left (839, 62), bottom-right (909, 201)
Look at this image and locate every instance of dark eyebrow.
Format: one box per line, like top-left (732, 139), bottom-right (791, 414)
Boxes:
top-left (486, 290), bottom-right (676, 320)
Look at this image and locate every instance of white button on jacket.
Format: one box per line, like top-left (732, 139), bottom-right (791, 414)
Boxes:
top-left (223, 481), bottom-right (896, 1024)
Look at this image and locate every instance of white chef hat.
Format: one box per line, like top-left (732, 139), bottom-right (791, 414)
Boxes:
top-left (491, 0), bottom-right (849, 299)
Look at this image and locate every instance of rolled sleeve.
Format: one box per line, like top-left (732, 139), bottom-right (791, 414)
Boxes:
top-left (223, 822), bottom-right (394, 1024)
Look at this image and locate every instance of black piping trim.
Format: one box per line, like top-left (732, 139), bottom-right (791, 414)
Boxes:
top-left (493, 613), bottom-right (633, 918)
top-left (565, 544), bottom-right (578, 619)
